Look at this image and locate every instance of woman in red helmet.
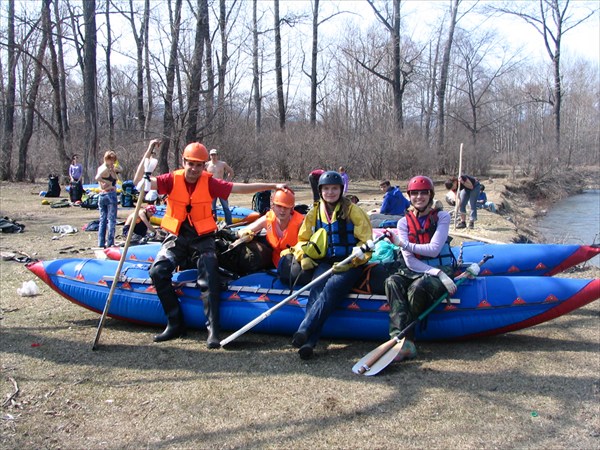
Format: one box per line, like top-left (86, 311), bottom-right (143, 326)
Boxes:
top-left (134, 139), bottom-right (288, 349)
top-left (384, 175), bottom-right (458, 362)
top-left (236, 188), bottom-right (305, 268)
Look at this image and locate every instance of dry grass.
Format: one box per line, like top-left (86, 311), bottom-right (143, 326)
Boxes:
top-left (1, 179), bottom-right (599, 449)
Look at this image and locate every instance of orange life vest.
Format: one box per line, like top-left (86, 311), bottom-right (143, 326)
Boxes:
top-left (160, 169), bottom-right (217, 236)
top-left (265, 209), bottom-right (304, 267)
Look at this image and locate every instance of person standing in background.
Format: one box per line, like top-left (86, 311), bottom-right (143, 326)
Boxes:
top-left (339, 167), bottom-right (350, 194)
top-left (68, 154), bottom-right (83, 202)
top-left (205, 148), bottom-right (235, 225)
top-left (95, 150), bottom-right (121, 248)
top-left (444, 175), bottom-right (481, 229)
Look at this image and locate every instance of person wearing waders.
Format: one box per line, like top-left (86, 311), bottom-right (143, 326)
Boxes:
top-left (384, 176), bottom-right (459, 361)
top-left (134, 139), bottom-right (288, 348)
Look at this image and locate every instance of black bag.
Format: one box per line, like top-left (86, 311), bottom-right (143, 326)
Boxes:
top-left (215, 229), bottom-right (273, 275)
top-left (45, 174), bottom-right (61, 198)
top-left (69, 181), bottom-right (83, 202)
top-left (276, 253), bottom-right (313, 287)
top-left (0, 217), bottom-right (25, 233)
top-left (81, 194), bottom-right (99, 210)
top-left (252, 190), bottom-right (272, 215)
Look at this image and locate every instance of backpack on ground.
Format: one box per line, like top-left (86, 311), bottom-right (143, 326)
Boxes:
top-left (81, 193), bottom-right (99, 210)
top-left (82, 219), bottom-right (100, 231)
top-left (69, 181), bottom-right (83, 202)
top-left (252, 190), bottom-right (272, 215)
top-left (45, 174), bottom-right (61, 198)
top-left (0, 217), bottom-right (25, 233)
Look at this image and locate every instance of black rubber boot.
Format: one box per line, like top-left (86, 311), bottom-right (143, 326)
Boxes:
top-left (202, 291), bottom-right (221, 349)
top-left (153, 289), bottom-right (186, 342)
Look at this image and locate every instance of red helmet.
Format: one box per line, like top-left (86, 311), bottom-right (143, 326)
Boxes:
top-left (145, 205), bottom-right (157, 216)
top-left (272, 188), bottom-right (295, 208)
top-left (407, 176), bottom-right (435, 195)
top-left (182, 142), bottom-right (208, 162)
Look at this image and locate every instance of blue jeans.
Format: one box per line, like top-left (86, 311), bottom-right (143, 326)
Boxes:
top-left (98, 191), bottom-right (118, 247)
top-left (212, 197), bottom-right (232, 225)
top-left (296, 262), bottom-right (362, 348)
top-left (459, 184), bottom-right (481, 222)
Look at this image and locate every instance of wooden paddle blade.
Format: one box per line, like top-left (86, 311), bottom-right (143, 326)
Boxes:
top-left (352, 337), bottom-right (404, 375)
top-left (363, 341), bottom-right (405, 376)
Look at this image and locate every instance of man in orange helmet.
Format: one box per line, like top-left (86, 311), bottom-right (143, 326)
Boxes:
top-left (134, 139), bottom-right (289, 348)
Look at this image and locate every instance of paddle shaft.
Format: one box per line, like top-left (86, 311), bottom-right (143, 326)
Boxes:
top-left (453, 143), bottom-right (463, 229)
top-left (92, 153), bottom-right (157, 350)
top-left (356, 254), bottom-right (492, 374)
top-left (219, 233), bottom-right (390, 347)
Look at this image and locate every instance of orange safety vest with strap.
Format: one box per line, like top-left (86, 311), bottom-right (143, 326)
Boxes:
top-left (161, 169), bottom-right (217, 236)
top-left (265, 209), bottom-right (304, 267)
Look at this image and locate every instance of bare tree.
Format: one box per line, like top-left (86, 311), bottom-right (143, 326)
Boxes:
top-left (53, 0), bottom-right (72, 154)
top-left (185, 0), bottom-right (208, 143)
top-left (16, 2), bottom-right (48, 181)
top-left (82, 0), bottom-right (98, 180)
top-left (436, 0), bottom-right (460, 169)
top-left (490, 0), bottom-right (595, 161)
top-left (105, 0), bottom-right (115, 149)
top-left (158, 0), bottom-right (183, 174)
top-left (274, 0), bottom-right (285, 130)
top-left (1, 0), bottom-right (16, 180)
top-left (252, 0), bottom-right (262, 135)
top-left (44, 0), bottom-right (69, 174)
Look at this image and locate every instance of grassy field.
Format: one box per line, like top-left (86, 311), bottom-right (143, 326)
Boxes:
top-left (1, 179), bottom-right (598, 449)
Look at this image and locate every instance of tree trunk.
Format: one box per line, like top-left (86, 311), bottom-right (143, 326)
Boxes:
top-left (44, 0), bottom-right (69, 175)
top-left (16, 2), bottom-right (49, 181)
top-left (309, 0), bottom-right (319, 126)
top-left (53, 0), bottom-right (71, 154)
top-left (436, 0), bottom-right (459, 171)
top-left (82, 0), bottom-right (98, 180)
top-left (143, 0), bottom-right (153, 139)
top-left (274, 0), bottom-right (285, 131)
top-left (1, 0), bottom-right (16, 180)
top-left (160, 0), bottom-right (182, 174)
top-left (105, 0), bottom-right (115, 149)
top-left (185, 0), bottom-right (207, 143)
top-left (252, 0), bottom-right (262, 135)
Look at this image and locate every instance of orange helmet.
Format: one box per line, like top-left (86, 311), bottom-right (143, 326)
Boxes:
top-left (272, 188), bottom-right (295, 208)
top-left (182, 142), bottom-right (208, 162)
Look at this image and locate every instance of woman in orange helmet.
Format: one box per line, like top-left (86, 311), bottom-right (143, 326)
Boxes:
top-left (236, 188), bottom-right (304, 268)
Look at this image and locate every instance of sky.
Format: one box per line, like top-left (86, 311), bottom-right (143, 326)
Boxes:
top-left (293, 0), bottom-right (600, 65)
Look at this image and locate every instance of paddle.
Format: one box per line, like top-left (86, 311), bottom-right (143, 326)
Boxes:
top-left (352, 254), bottom-right (493, 376)
top-left (92, 146), bottom-right (158, 350)
top-left (453, 143), bottom-right (463, 229)
top-left (219, 231), bottom-right (392, 347)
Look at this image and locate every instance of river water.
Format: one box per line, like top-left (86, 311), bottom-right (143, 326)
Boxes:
top-left (537, 189), bottom-right (600, 267)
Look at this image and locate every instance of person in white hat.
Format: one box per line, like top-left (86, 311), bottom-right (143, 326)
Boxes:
top-left (205, 148), bottom-right (235, 224)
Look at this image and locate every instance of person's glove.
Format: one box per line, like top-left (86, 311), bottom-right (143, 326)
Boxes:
top-left (332, 262), bottom-right (351, 273)
top-left (301, 257), bottom-right (318, 271)
top-left (280, 248), bottom-right (293, 258)
top-left (438, 272), bottom-right (457, 294)
top-left (465, 263), bottom-right (480, 277)
top-left (237, 229), bottom-right (255, 240)
top-left (351, 241), bottom-right (373, 261)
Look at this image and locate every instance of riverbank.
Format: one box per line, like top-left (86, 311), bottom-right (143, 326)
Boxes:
top-left (1, 175), bottom-right (598, 449)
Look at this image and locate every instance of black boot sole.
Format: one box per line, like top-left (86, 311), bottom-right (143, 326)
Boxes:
top-left (153, 328), bottom-right (187, 342)
top-left (298, 344), bottom-right (314, 360)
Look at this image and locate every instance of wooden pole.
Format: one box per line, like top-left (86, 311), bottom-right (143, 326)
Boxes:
top-left (453, 143), bottom-right (463, 229)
